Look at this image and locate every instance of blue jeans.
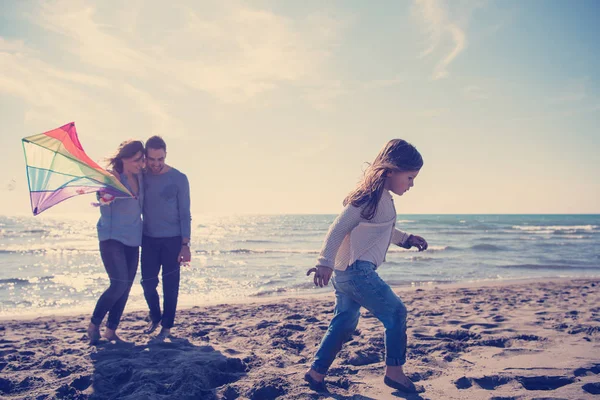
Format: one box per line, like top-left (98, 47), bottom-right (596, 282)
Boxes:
top-left (311, 260), bottom-right (408, 374)
top-left (91, 240), bottom-right (139, 330)
top-left (141, 235), bottom-right (182, 329)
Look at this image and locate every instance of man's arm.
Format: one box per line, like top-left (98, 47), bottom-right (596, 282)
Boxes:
top-left (178, 173), bottom-right (192, 243)
top-left (178, 173), bottom-right (192, 263)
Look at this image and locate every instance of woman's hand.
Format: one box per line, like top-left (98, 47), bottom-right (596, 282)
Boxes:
top-left (306, 265), bottom-right (333, 287)
top-left (97, 191), bottom-right (115, 206)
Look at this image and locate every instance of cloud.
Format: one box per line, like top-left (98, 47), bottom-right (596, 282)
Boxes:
top-left (0, 37), bottom-right (27, 52)
top-left (361, 75), bottom-right (404, 90)
top-left (415, 108), bottom-right (448, 118)
top-left (120, 83), bottom-right (182, 136)
top-left (0, 35), bottom-right (140, 138)
top-left (555, 103), bottom-right (600, 118)
top-left (412, 0), bottom-right (467, 80)
top-left (26, 0), bottom-right (345, 104)
top-left (547, 78), bottom-right (588, 104)
top-left (290, 134), bottom-right (333, 159)
top-left (31, 1), bottom-right (154, 75)
top-left (301, 79), bottom-right (349, 110)
top-left (167, 7), bottom-right (346, 103)
top-left (463, 85), bottom-right (488, 100)
top-left (0, 0), bottom-right (353, 145)
top-left (0, 50), bottom-right (104, 114)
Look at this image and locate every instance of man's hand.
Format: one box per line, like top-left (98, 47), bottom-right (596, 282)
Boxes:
top-left (405, 235), bottom-right (428, 251)
top-left (306, 265), bottom-right (333, 287)
top-left (178, 246), bottom-right (191, 264)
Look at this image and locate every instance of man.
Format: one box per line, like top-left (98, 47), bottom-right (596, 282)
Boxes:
top-left (141, 136), bottom-right (191, 338)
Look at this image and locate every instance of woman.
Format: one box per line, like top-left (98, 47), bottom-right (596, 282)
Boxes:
top-left (87, 140), bottom-right (145, 344)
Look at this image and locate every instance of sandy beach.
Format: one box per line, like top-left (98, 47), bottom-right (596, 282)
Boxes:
top-left (1, 278), bottom-right (599, 399)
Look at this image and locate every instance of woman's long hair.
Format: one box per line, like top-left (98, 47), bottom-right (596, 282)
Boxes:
top-left (106, 140), bottom-right (144, 174)
top-left (344, 139), bottom-right (423, 220)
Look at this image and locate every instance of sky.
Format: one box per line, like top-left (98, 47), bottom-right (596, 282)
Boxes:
top-left (1, 0), bottom-right (599, 217)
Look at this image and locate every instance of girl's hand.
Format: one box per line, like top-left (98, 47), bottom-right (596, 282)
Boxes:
top-left (406, 235), bottom-right (428, 251)
top-left (306, 265), bottom-right (333, 287)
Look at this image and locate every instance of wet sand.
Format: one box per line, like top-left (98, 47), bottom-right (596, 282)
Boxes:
top-left (1, 278), bottom-right (599, 399)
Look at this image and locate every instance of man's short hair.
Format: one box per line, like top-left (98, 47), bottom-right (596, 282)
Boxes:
top-left (146, 136), bottom-right (166, 152)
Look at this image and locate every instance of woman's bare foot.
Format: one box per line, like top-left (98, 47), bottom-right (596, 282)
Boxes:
top-left (87, 323), bottom-right (100, 345)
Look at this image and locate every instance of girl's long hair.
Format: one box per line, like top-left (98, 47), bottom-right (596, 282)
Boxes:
top-left (106, 140), bottom-right (144, 174)
top-left (344, 139), bottom-right (423, 220)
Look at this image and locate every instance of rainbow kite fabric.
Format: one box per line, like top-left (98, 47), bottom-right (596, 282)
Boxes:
top-left (22, 122), bottom-right (133, 216)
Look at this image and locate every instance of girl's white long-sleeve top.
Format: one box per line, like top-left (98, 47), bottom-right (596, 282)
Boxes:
top-left (317, 190), bottom-right (411, 271)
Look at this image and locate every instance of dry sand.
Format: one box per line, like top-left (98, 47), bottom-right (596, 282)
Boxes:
top-left (1, 278), bottom-right (599, 399)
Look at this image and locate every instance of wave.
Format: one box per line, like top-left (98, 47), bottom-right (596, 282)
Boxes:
top-left (385, 258), bottom-right (437, 264)
top-left (512, 225), bottom-right (598, 232)
top-left (424, 245), bottom-right (453, 253)
top-left (409, 256), bottom-right (436, 262)
top-left (0, 249), bottom-right (46, 254)
top-left (262, 279), bottom-right (285, 286)
top-left (290, 227), bottom-right (328, 232)
top-left (497, 264), bottom-right (600, 271)
top-left (250, 281), bottom-right (318, 297)
top-left (0, 228), bottom-right (51, 239)
top-left (250, 287), bottom-right (289, 297)
top-left (470, 244), bottom-right (506, 252)
top-left (0, 278), bottom-right (31, 285)
top-left (386, 279), bottom-right (453, 286)
top-left (468, 224), bottom-right (500, 230)
top-left (387, 245), bottom-right (454, 254)
top-left (249, 278), bottom-right (456, 297)
top-left (0, 276), bottom-right (54, 285)
top-left (391, 244), bottom-right (504, 254)
top-left (195, 248), bottom-right (320, 255)
top-left (551, 234), bottom-right (587, 239)
top-left (475, 236), bottom-right (512, 241)
top-left (552, 230), bottom-right (596, 236)
top-left (237, 240), bottom-right (275, 244)
top-left (0, 247), bottom-right (95, 255)
top-left (21, 229), bottom-right (50, 234)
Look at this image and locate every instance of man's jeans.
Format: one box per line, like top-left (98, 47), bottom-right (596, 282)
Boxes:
top-left (141, 235), bottom-right (182, 329)
top-left (311, 260), bottom-right (408, 374)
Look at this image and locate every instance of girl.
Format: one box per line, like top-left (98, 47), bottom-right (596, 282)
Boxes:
top-left (306, 139), bottom-right (427, 393)
top-left (87, 140), bottom-right (145, 344)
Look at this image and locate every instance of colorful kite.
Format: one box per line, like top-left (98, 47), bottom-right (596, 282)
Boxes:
top-left (22, 122), bottom-right (132, 216)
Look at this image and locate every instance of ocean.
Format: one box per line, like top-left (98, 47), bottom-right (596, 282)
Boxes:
top-left (1, 214), bottom-right (599, 318)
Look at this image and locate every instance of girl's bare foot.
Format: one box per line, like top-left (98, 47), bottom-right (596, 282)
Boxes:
top-left (384, 365), bottom-right (417, 393)
top-left (87, 323), bottom-right (100, 345)
top-left (304, 368), bottom-right (327, 392)
top-left (306, 368), bottom-right (325, 382)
